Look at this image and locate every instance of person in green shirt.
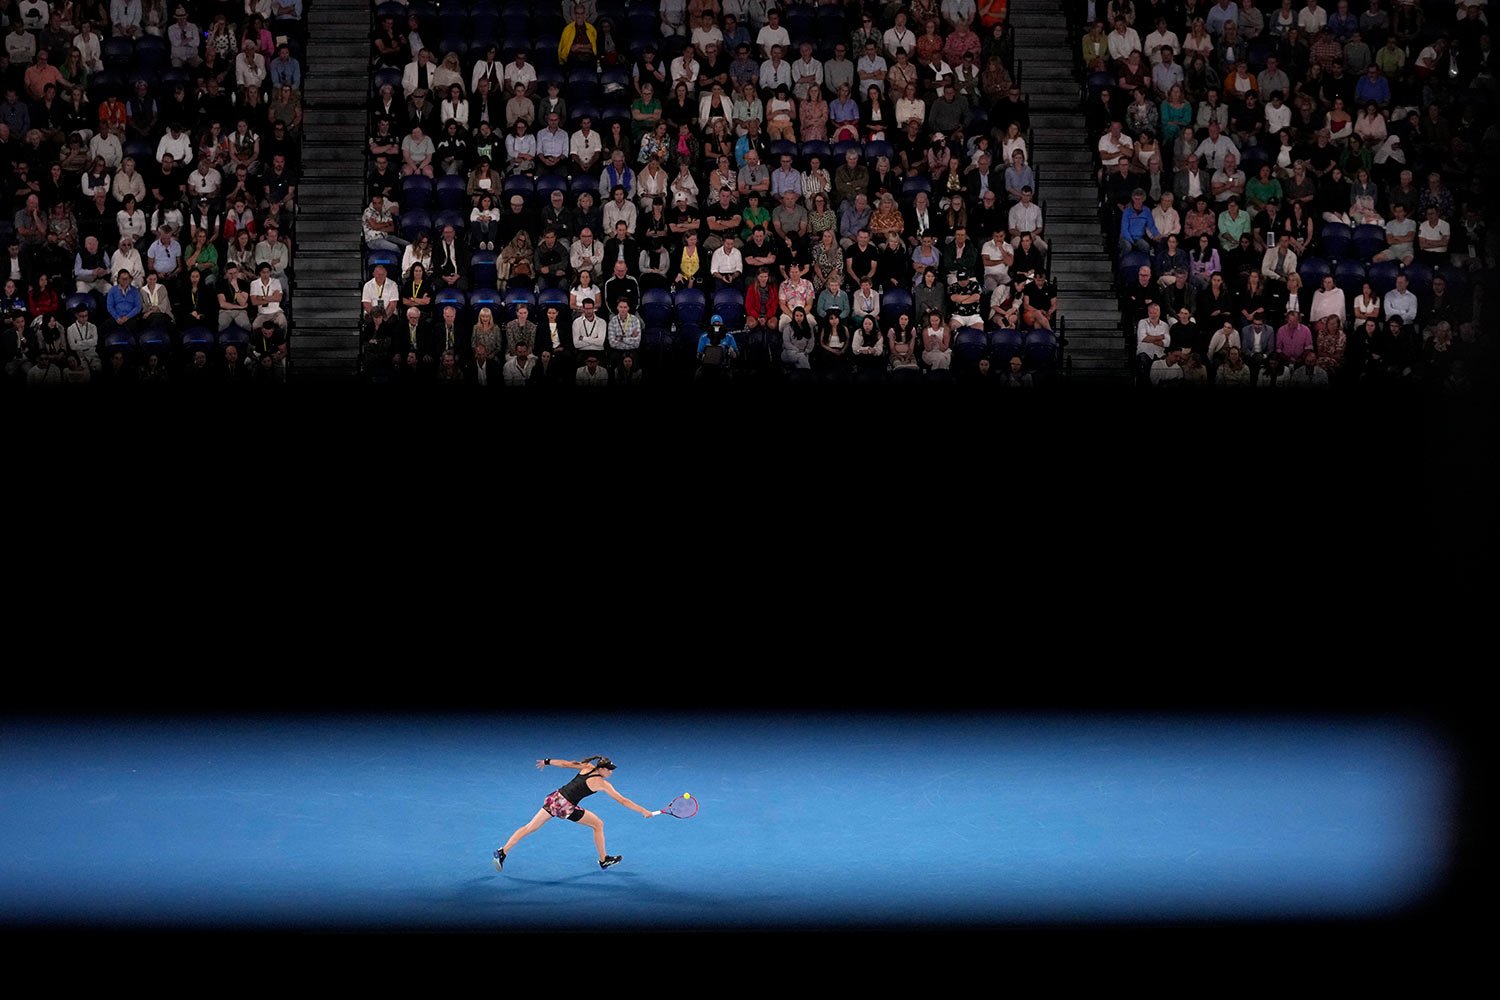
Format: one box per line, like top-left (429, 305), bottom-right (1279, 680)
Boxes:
top-left (740, 190), bottom-right (770, 241)
top-left (629, 82), bottom-right (661, 142)
top-left (1217, 198), bottom-right (1251, 252)
top-left (1245, 164), bottom-right (1283, 212)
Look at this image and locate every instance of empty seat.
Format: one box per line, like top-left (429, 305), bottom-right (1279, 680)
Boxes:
top-left (673, 288), bottom-right (706, 329)
top-left (1024, 329), bottom-right (1059, 370)
top-left (712, 289), bottom-right (745, 329)
top-left (989, 328), bottom-right (1025, 362)
top-left (1320, 222), bottom-right (1353, 259)
top-left (1352, 224), bottom-right (1387, 261)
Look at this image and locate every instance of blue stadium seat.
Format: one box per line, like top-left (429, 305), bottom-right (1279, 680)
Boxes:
top-left (640, 288), bottom-right (674, 326)
top-left (534, 174), bottom-right (566, 200)
top-left (402, 176), bottom-right (434, 210)
top-left (65, 293), bottom-right (94, 314)
top-left (134, 35), bottom-right (169, 69)
top-left (439, 7), bottom-right (467, 34)
top-left (1298, 256), bottom-right (1332, 285)
top-left (1025, 329), bottom-right (1059, 370)
top-left (1333, 259), bottom-right (1368, 297)
top-left (503, 175), bottom-right (536, 199)
top-left (569, 174), bottom-right (599, 196)
top-left (864, 141), bottom-right (894, 162)
top-left (137, 327), bottom-right (173, 355)
top-left (435, 175), bottom-right (469, 211)
top-left (1319, 222), bottom-right (1353, 258)
top-left (833, 139), bottom-right (862, 161)
top-left (673, 288), bottom-right (706, 330)
top-left (468, 287), bottom-right (503, 316)
top-left (375, 1), bottom-right (407, 17)
top-left (640, 326), bottom-right (672, 370)
top-left (366, 248), bottom-right (400, 275)
top-left (569, 102), bottom-right (600, 127)
top-left (953, 328), bottom-right (989, 367)
top-left (373, 67), bottom-right (402, 94)
top-left (769, 140), bottom-right (799, 162)
top-left (180, 327), bottom-right (216, 352)
top-left (1352, 224), bottom-right (1386, 261)
top-left (102, 37), bottom-right (134, 72)
top-left (470, 251), bottom-right (498, 288)
top-left (901, 177), bottom-right (931, 198)
top-left (989, 328), bottom-right (1025, 363)
top-left (537, 286), bottom-right (569, 311)
top-left (434, 288), bottom-right (467, 313)
top-left (399, 210), bottom-right (433, 240)
top-left (124, 138), bottom-right (154, 163)
top-left (799, 140), bottom-right (831, 167)
top-left (102, 329), bottom-right (135, 356)
top-left (1366, 260), bottom-right (1401, 296)
top-left (601, 68), bottom-right (631, 96)
top-left (1432, 265), bottom-right (1466, 299)
top-left (432, 209), bottom-right (466, 234)
top-left (217, 327), bottom-right (250, 352)
top-left (1118, 252), bottom-right (1151, 283)
top-left (880, 288), bottom-right (913, 325)
top-left (1399, 260), bottom-right (1433, 291)
top-left (712, 289), bottom-right (745, 329)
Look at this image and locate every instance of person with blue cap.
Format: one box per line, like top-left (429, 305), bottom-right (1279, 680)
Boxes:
top-left (696, 313), bottom-right (738, 379)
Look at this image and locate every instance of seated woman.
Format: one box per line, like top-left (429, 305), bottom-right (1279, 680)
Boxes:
top-left (919, 309), bottom-right (951, 369)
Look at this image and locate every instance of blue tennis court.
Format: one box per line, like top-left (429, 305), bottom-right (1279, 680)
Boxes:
top-left (0, 713), bottom-right (1455, 930)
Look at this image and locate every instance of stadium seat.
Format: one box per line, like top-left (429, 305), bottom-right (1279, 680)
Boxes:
top-left (432, 209), bottom-right (466, 234)
top-left (402, 176), bottom-right (434, 210)
top-left (880, 288), bottom-right (913, 325)
top-left (217, 327), bottom-right (250, 352)
top-left (569, 174), bottom-right (599, 196)
top-left (65, 293), bottom-right (94, 314)
top-left (673, 288), bottom-right (706, 330)
top-left (769, 140), bottom-right (799, 162)
top-left (434, 288), bottom-right (467, 312)
top-left (1297, 256), bottom-right (1332, 285)
top-left (366, 249), bottom-right (400, 276)
top-left (1118, 252), bottom-right (1151, 284)
top-left (102, 329), bottom-right (135, 356)
top-left (537, 286), bottom-right (570, 311)
top-left (1319, 222), bottom-right (1353, 258)
top-left (398, 210), bottom-right (433, 240)
top-left (1367, 260), bottom-right (1401, 296)
top-left (134, 35), bottom-right (169, 69)
top-left (469, 251), bottom-right (497, 287)
top-left (1352, 224), bottom-right (1386, 261)
top-left (901, 177), bottom-right (931, 197)
top-left (102, 37), bottom-right (134, 72)
top-left (180, 327), bottom-right (216, 352)
top-left (503, 176), bottom-right (536, 200)
top-left (864, 141), bottom-right (894, 162)
top-left (712, 289), bottom-right (745, 329)
top-left (137, 327), bottom-right (173, 355)
top-left (1025, 329), bottom-right (1059, 370)
top-left (1400, 260), bottom-right (1433, 291)
top-left (990, 328), bottom-right (1025, 363)
top-left (640, 288), bottom-right (674, 326)
top-left (467, 287), bottom-right (503, 316)
top-left (953, 328), bottom-right (989, 368)
top-left (435, 175), bottom-right (469, 211)
top-left (1333, 259), bottom-right (1368, 297)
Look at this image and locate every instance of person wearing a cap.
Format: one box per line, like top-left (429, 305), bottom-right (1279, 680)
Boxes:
top-left (696, 313), bottom-right (739, 377)
top-left (948, 267), bottom-right (984, 331)
top-left (168, 7), bottom-right (202, 68)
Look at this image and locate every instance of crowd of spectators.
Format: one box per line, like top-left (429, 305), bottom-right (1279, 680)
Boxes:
top-left (0, 0), bottom-right (304, 387)
top-left (1088, 0), bottom-right (1494, 389)
top-left (357, 0), bottom-right (1072, 386)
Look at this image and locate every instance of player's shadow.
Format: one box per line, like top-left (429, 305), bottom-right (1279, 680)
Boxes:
top-left (449, 874), bottom-right (767, 914)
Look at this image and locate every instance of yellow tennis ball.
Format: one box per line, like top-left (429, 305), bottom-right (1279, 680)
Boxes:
top-left (683, 793), bottom-right (692, 799)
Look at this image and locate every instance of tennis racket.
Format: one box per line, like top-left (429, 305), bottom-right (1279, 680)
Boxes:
top-left (650, 793), bottom-right (699, 818)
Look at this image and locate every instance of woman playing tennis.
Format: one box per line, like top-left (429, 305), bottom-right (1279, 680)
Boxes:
top-left (493, 756), bottom-right (654, 872)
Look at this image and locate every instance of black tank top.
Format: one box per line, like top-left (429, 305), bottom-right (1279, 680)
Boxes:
top-left (557, 769), bottom-right (602, 806)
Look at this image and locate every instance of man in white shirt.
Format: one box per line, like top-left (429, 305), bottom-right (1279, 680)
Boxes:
top-left (155, 122), bottom-right (193, 167)
top-left (1143, 18), bottom-right (1180, 65)
top-left (1211, 153), bottom-right (1246, 205)
top-left (1382, 273), bottom-right (1418, 328)
top-left (570, 228), bottom-right (604, 274)
top-left (1097, 120), bottom-right (1134, 174)
top-left (883, 10), bottom-right (916, 58)
top-left (535, 113), bottom-right (570, 173)
top-left (1298, 0), bottom-right (1329, 35)
top-left (980, 225), bottom-right (1013, 290)
top-left (691, 11), bottom-right (724, 54)
top-left (791, 42), bottom-right (824, 102)
top-left (1417, 205), bottom-right (1451, 265)
top-left (1264, 90), bottom-right (1292, 132)
top-left (362, 263), bottom-right (398, 320)
top-left (1107, 17), bottom-right (1142, 62)
top-left (1136, 302), bottom-right (1171, 363)
top-left (759, 47), bottom-right (792, 92)
top-left (1006, 187), bottom-right (1048, 252)
top-left (250, 261), bottom-right (286, 331)
top-left (502, 342), bottom-right (538, 385)
top-left (1149, 345), bottom-right (1185, 384)
top-left (710, 234), bottom-right (743, 290)
top-left (571, 297), bottom-right (608, 354)
top-left (755, 9), bottom-right (789, 59)
top-left (570, 116), bottom-right (602, 175)
top-left (1195, 121), bottom-right (1240, 171)
top-left (856, 41), bottom-right (888, 95)
top-left (669, 45), bottom-right (700, 94)
top-left (502, 51), bottom-right (536, 98)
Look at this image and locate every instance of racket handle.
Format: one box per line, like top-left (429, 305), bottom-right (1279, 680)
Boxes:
top-left (650, 810), bottom-right (662, 816)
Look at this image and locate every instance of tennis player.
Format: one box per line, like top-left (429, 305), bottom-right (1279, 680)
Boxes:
top-left (493, 755), bottom-right (654, 872)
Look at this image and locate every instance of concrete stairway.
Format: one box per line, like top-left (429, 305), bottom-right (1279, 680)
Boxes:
top-left (288, 0), bottom-right (368, 380)
top-left (1009, 0), bottom-right (1127, 383)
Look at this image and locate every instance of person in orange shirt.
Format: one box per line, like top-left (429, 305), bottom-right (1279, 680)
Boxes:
top-left (98, 94), bottom-right (128, 133)
top-left (24, 50), bottom-right (65, 102)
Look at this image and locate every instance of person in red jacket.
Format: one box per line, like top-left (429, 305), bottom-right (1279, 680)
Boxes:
top-left (744, 266), bottom-right (779, 330)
